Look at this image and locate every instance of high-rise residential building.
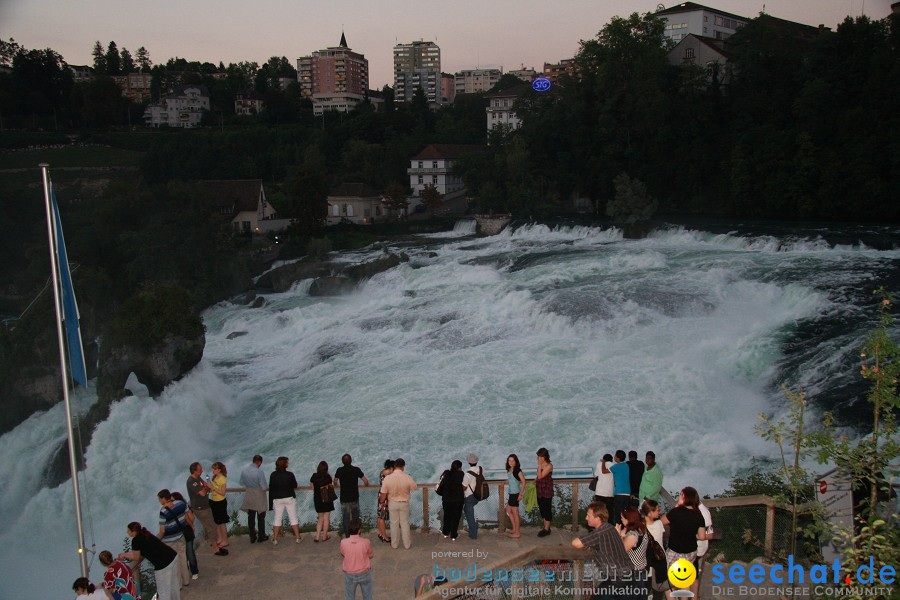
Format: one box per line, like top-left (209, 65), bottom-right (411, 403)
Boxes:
top-left (297, 33), bottom-right (369, 116)
top-left (454, 68), bottom-right (502, 95)
top-left (393, 40), bottom-right (441, 103)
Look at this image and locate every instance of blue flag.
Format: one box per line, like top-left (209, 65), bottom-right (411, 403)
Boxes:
top-left (51, 187), bottom-right (87, 386)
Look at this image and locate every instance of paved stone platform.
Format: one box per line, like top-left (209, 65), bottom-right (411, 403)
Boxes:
top-left (176, 526), bottom-right (749, 600)
top-left (180, 526), bottom-right (581, 599)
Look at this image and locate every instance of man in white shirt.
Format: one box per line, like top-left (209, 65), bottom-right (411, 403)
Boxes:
top-left (462, 453), bottom-right (483, 540)
top-left (379, 458), bottom-right (417, 549)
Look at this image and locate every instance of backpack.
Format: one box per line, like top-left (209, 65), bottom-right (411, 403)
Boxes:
top-left (469, 467), bottom-right (490, 501)
top-left (646, 535), bottom-right (669, 590)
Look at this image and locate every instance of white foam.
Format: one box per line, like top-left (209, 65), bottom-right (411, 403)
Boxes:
top-left (2, 223), bottom-right (896, 597)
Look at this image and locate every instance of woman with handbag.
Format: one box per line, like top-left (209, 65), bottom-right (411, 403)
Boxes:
top-left (311, 460), bottom-right (336, 542)
top-left (617, 505), bottom-right (650, 598)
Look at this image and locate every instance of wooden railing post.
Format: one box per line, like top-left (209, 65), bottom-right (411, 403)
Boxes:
top-left (423, 487), bottom-right (430, 533)
top-left (571, 482), bottom-right (579, 529)
top-left (764, 501), bottom-right (775, 558)
top-left (497, 482), bottom-right (506, 533)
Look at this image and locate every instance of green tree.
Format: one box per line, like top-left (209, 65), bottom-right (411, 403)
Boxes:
top-left (105, 41), bottom-right (121, 75)
top-left (489, 73), bottom-right (526, 92)
top-left (381, 84), bottom-right (394, 112)
top-left (382, 182), bottom-right (409, 216)
top-left (420, 183), bottom-right (443, 210)
top-left (92, 40), bottom-right (107, 74)
top-left (0, 37), bottom-right (21, 66)
top-left (606, 173), bottom-right (658, 224)
top-left (755, 387), bottom-right (817, 557)
top-left (283, 165), bottom-right (328, 236)
top-left (136, 46), bottom-right (151, 72)
top-left (119, 48), bottom-right (135, 74)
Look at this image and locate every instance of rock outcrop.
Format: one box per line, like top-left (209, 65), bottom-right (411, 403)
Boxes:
top-left (255, 259), bottom-right (330, 292)
top-left (43, 285), bottom-right (205, 487)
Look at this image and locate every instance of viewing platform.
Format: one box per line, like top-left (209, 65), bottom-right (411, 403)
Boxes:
top-left (168, 481), bottom-right (802, 599)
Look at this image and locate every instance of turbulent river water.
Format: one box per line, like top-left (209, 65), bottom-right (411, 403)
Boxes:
top-left (2, 220), bottom-right (898, 597)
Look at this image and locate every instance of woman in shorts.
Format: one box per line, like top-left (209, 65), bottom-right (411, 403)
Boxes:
top-left (208, 461), bottom-right (230, 549)
top-left (505, 454), bottom-right (526, 538)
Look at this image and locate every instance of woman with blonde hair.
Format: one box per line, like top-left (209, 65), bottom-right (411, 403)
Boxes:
top-left (208, 461), bottom-right (230, 550)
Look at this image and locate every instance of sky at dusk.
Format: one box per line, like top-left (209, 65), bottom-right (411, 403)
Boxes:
top-left (2, 0), bottom-right (895, 88)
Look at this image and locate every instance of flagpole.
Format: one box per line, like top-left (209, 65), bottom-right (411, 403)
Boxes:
top-left (40, 163), bottom-right (89, 578)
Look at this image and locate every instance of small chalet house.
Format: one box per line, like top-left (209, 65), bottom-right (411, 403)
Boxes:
top-left (407, 144), bottom-right (481, 201)
top-left (202, 179), bottom-right (284, 233)
top-left (327, 183), bottom-right (384, 225)
top-left (485, 83), bottom-right (532, 133)
top-left (234, 90), bottom-right (264, 115)
top-left (666, 34), bottom-right (730, 83)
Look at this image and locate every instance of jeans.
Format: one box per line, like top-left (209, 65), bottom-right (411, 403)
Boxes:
top-left (247, 509), bottom-right (266, 540)
top-left (184, 537), bottom-right (198, 575)
top-left (344, 570), bottom-right (373, 600)
top-left (464, 495), bottom-right (478, 539)
top-left (341, 501), bottom-right (360, 538)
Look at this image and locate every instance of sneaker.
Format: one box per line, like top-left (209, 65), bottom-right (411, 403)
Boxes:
top-left (295, 537), bottom-right (301, 544)
top-left (191, 574), bottom-right (199, 580)
top-left (537, 529), bottom-right (551, 537)
top-left (272, 539), bottom-right (278, 546)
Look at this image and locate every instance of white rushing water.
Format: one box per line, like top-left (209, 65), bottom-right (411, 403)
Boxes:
top-left (1, 223), bottom-right (897, 597)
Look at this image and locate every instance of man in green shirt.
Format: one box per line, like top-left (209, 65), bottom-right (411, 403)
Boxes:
top-left (638, 451), bottom-right (663, 502)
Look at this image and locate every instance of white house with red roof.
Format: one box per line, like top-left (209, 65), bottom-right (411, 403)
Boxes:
top-left (407, 144), bottom-right (482, 200)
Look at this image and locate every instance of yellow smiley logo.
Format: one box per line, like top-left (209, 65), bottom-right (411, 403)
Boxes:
top-left (667, 558), bottom-right (697, 588)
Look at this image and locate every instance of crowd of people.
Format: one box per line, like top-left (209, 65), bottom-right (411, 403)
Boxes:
top-left (73, 447), bottom-right (712, 600)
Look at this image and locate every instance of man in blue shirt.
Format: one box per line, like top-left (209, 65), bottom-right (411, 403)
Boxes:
top-left (157, 488), bottom-right (191, 588)
top-left (239, 455), bottom-right (269, 543)
top-left (609, 450), bottom-right (631, 524)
